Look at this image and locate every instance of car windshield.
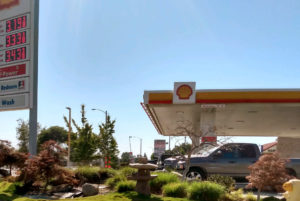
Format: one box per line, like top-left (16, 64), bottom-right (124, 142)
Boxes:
top-left (195, 145), bottom-right (220, 157)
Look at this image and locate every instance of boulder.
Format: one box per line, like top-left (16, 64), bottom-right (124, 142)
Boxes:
top-left (82, 183), bottom-right (98, 197)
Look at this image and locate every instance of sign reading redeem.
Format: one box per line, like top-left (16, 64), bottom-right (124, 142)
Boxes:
top-left (0, 0), bottom-right (37, 111)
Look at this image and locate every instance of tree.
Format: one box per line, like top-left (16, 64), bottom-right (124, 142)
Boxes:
top-left (172, 143), bottom-right (192, 155)
top-left (68, 105), bottom-right (98, 164)
top-left (246, 153), bottom-right (292, 201)
top-left (16, 119), bottom-right (41, 153)
top-left (174, 120), bottom-right (229, 181)
top-left (23, 140), bottom-right (77, 192)
top-left (16, 119), bottom-right (29, 153)
top-left (0, 140), bottom-right (27, 175)
top-left (98, 115), bottom-right (119, 168)
top-left (38, 126), bottom-right (68, 151)
top-left (120, 152), bottom-right (131, 166)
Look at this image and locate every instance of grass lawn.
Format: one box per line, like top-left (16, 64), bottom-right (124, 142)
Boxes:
top-left (0, 182), bottom-right (189, 201)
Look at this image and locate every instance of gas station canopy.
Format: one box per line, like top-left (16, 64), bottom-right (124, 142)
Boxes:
top-left (142, 82), bottom-right (300, 138)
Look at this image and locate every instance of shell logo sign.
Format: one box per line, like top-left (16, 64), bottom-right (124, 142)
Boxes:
top-left (176, 85), bottom-right (193, 100)
top-left (0, 0), bottom-right (19, 11)
top-left (173, 82), bottom-right (196, 104)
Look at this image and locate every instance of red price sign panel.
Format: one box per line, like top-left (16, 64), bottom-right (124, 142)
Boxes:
top-left (0, 14), bottom-right (30, 34)
top-left (0, 45), bottom-right (29, 65)
top-left (0, 30), bottom-right (30, 50)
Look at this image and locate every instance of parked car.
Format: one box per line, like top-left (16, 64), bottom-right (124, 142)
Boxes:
top-left (174, 143), bottom-right (300, 180)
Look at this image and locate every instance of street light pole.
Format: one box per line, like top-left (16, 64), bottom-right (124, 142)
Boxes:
top-left (130, 136), bottom-right (142, 157)
top-left (66, 107), bottom-right (71, 167)
top-left (92, 108), bottom-right (108, 123)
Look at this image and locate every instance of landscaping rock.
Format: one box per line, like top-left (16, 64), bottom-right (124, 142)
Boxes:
top-left (82, 183), bottom-right (99, 196)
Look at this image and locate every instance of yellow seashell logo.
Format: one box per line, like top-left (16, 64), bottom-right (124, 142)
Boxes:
top-left (176, 85), bottom-right (193, 100)
top-left (0, 0), bottom-right (19, 11)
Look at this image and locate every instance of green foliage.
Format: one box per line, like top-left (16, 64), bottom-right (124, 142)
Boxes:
top-left (116, 180), bottom-right (136, 192)
top-left (75, 166), bottom-right (117, 183)
top-left (98, 115), bottom-right (119, 168)
top-left (219, 189), bottom-right (244, 201)
top-left (75, 166), bottom-right (101, 183)
top-left (149, 172), bottom-right (179, 193)
top-left (162, 182), bottom-right (188, 198)
top-left (0, 188), bottom-right (190, 201)
top-left (207, 174), bottom-right (235, 191)
top-left (244, 192), bottom-right (256, 201)
top-left (120, 152), bottom-right (131, 166)
top-left (119, 167), bottom-right (137, 177)
top-left (37, 126), bottom-right (67, 151)
top-left (98, 168), bottom-right (117, 180)
top-left (16, 119), bottom-right (29, 153)
top-left (69, 105), bottom-right (99, 164)
top-left (105, 175), bottom-right (126, 189)
top-left (261, 197), bottom-right (282, 201)
top-left (172, 143), bottom-right (192, 155)
top-left (16, 119), bottom-right (41, 154)
top-left (188, 181), bottom-right (225, 201)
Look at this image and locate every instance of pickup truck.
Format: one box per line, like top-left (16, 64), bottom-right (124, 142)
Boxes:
top-left (166, 143), bottom-right (300, 180)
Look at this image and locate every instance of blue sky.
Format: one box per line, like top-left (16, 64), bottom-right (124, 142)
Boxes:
top-left (2, 0), bottom-right (300, 156)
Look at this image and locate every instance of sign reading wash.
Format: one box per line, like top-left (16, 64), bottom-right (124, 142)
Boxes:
top-left (0, 94), bottom-right (29, 109)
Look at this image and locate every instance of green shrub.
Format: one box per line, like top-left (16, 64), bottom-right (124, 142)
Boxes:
top-left (220, 189), bottom-right (244, 201)
top-left (162, 182), bottom-right (188, 198)
top-left (116, 180), bottom-right (136, 192)
top-left (149, 172), bottom-right (179, 193)
top-left (245, 192), bottom-right (256, 201)
top-left (105, 175), bottom-right (126, 189)
top-left (261, 197), bottom-right (282, 201)
top-left (98, 168), bottom-right (117, 180)
top-left (119, 167), bottom-right (137, 177)
top-left (75, 166), bottom-right (100, 183)
top-left (207, 174), bottom-right (235, 191)
top-left (189, 181), bottom-right (225, 201)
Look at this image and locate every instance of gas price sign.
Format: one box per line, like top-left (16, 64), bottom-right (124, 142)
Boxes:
top-left (0, 0), bottom-right (38, 111)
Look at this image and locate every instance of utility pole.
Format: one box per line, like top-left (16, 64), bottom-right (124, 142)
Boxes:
top-left (129, 136), bottom-right (132, 153)
top-left (66, 107), bottom-right (71, 167)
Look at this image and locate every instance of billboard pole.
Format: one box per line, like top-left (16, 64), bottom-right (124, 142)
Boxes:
top-left (29, 0), bottom-right (39, 156)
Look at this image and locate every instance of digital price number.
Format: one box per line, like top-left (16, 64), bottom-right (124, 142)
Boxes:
top-left (6, 31), bottom-right (26, 47)
top-left (5, 47), bottom-right (26, 63)
top-left (6, 15), bottom-right (27, 33)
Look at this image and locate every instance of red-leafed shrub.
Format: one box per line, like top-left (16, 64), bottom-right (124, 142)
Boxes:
top-left (0, 140), bottom-right (28, 176)
top-left (246, 153), bottom-right (292, 201)
top-left (22, 140), bottom-right (78, 191)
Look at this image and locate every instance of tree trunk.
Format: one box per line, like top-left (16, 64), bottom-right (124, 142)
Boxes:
top-left (182, 149), bottom-right (192, 181)
top-left (257, 188), bottom-right (261, 201)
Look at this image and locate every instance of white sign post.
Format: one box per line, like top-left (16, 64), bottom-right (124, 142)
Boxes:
top-left (0, 0), bottom-right (39, 155)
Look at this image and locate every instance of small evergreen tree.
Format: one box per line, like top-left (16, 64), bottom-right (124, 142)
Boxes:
top-left (69, 105), bottom-right (98, 164)
top-left (98, 115), bottom-right (119, 168)
top-left (246, 153), bottom-right (292, 201)
top-left (16, 119), bottom-right (29, 153)
top-left (16, 119), bottom-right (41, 153)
